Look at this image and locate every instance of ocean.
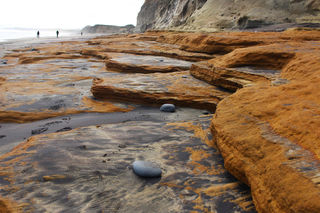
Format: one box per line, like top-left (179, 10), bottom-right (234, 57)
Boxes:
top-left (0, 27), bottom-right (79, 42)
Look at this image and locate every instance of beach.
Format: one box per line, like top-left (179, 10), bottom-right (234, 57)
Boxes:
top-left (0, 33), bottom-right (255, 212)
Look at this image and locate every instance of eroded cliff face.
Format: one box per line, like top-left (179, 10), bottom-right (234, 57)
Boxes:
top-left (136, 0), bottom-right (207, 32)
top-left (136, 0), bottom-right (320, 32)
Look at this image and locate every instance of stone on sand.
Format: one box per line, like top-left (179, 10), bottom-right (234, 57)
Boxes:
top-left (132, 161), bottom-right (162, 178)
top-left (160, 104), bottom-right (175, 112)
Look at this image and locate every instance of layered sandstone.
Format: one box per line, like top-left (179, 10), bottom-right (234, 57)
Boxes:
top-left (136, 0), bottom-right (320, 32)
top-left (206, 30), bottom-right (320, 212)
top-left (0, 33), bottom-right (212, 123)
top-left (91, 71), bottom-right (231, 111)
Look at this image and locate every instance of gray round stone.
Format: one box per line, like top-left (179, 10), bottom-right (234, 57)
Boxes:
top-left (132, 161), bottom-right (162, 178)
top-left (160, 104), bottom-right (175, 113)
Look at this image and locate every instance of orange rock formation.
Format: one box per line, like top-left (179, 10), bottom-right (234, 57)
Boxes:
top-left (91, 29), bottom-right (320, 212)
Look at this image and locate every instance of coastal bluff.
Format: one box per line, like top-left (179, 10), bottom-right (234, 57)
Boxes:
top-left (136, 0), bottom-right (320, 32)
top-left (82, 24), bottom-right (135, 34)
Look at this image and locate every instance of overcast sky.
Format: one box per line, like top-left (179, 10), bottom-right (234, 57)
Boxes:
top-left (0, 0), bottom-right (145, 29)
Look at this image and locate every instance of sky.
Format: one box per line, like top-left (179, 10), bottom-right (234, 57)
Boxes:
top-left (0, 0), bottom-right (145, 29)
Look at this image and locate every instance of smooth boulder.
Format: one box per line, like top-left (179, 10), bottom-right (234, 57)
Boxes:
top-left (132, 161), bottom-right (162, 178)
top-left (160, 104), bottom-right (175, 112)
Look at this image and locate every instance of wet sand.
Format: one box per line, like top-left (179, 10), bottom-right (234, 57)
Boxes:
top-left (0, 106), bottom-right (208, 155)
top-left (0, 34), bottom-right (256, 212)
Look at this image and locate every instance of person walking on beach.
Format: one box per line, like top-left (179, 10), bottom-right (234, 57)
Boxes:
top-left (56, 30), bottom-right (59, 38)
top-left (37, 31), bottom-right (40, 38)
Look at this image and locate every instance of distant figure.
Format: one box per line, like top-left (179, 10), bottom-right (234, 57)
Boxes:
top-left (37, 31), bottom-right (40, 38)
top-left (81, 32), bottom-right (83, 36)
top-left (56, 30), bottom-right (59, 38)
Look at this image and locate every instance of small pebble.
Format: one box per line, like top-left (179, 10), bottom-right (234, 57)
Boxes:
top-left (132, 161), bottom-right (162, 178)
top-left (79, 145), bottom-right (87, 150)
top-left (118, 144), bottom-right (127, 148)
top-left (160, 104), bottom-right (176, 113)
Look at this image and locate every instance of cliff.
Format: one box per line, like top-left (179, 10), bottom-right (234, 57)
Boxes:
top-left (136, 0), bottom-right (320, 32)
top-left (82, 24), bottom-right (135, 34)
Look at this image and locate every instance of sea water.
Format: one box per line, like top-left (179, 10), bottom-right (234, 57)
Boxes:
top-left (0, 27), bottom-right (79, 42)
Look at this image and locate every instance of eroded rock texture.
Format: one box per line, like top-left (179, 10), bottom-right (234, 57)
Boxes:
top-left (88, 29), bottom-right (320, 212)
top-left (91, 71), bottom-right (231, 111)
top-left (136, 0), bottom-right (320, 32)
top-left (0, 34), bottom-right (212, 123)
top-left (136, 0), bottom-right (207, 32)
top-left (207, 30), bottom-right (320, 212)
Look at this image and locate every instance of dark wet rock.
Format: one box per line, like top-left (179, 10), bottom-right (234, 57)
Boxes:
top-left (31, 127), bottom-right (48, 135)
top-left (160, 104), bottom-right (176, 113)
top-left (0, 59), bottom-right (7, 64)
top-left (78, 145), bottom-right (87, 150)
top-left (133, 161), bottom-right (162, 178)
top-left (56, 127), bottom-right (72, 132)
top-left (44, 121), bottom-right (63, 127)
top-left (118, 144), bottom-right (127, 148)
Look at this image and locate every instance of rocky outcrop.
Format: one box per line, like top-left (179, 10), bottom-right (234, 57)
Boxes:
top-left (136, 0), bottom-right (207, 32)
top-left (105, 53), bottom-right (192, 73)
top-left (87, 29), bottom-right (320, 212)
top-left (82, 24), bottom-right (135, 34)
top-left (206, 30), bottom-right (320, 212)
top-left (91, 71), bottom-right (231, 111)
top-left (136, 0), bottom-right (320, 32)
